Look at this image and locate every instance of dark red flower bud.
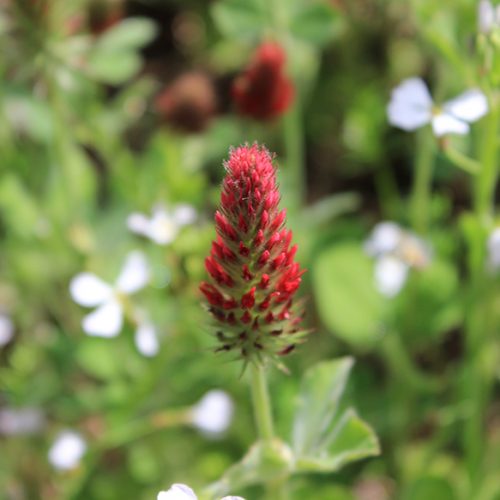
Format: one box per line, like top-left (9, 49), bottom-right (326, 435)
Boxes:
top-left (200, 144), bottom-right (308, 363)
top-left (155, 72), bottom-right (217, 134)
top-left (232, 42), bottom-right (294, 121)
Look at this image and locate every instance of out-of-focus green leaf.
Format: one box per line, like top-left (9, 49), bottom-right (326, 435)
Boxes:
top-left (3, 94), bottom-right (53, 142)
top-left (403, 476), bottom-right (455, 500)
top-left (313, 243), bottom-right (387, 346)
top-left (292, 359), bottom-right (379, 472)
top-left (96, 18), bottom-right (157, 51)
top-left (76, 339), bottom-right (124, 380)
top-left (211, 0), bottom-right (267, 41)
top-left (394, 259), bottom-right (461, 343)
top-left (290, 3), bottom-right (340, 47)
top-left (86, 50), bottom-right (142, 85)
top-left (0, 175), bottom-right (41, 239)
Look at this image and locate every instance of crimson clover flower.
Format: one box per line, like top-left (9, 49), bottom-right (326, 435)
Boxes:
top-left (232, 42), bottom-right (294, 121)
top-left (200, 144), bottom-right (308, 364)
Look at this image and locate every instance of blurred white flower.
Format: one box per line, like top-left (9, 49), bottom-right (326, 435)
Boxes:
top-left (0, 407), bottom-right (45, 435)
top-left (387, 77), bottom-right (488, 136)
top-left (364, 222), bottom-right (403, 257)
top-left (70, 251), bottom-right (149, 338)
top-left (0, 313), bottom-right (14, 346)
top-left (374, 256), bottom-right (409, 298)
top-left (158, 484), bottom-right (197, 500)
top-left (478, 0), bottom-right (500, 33)
top-left (487, 227), bottom-right (500, 271)
top-left (134, 321), bottom-right (160, 357)
top-left (365, 222), bottom-right (431, 298)
top-left (128, 203), bottom-right (196, 245)
top-left (157, 484), bottom-right (244, 500)
top-left (190, 390), bottom-right (234, 436)
top-left (48, 430), bottom-right (86, 471)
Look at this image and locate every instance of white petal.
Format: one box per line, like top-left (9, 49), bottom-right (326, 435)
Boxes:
top-left (127, 212), bottom-right (151, 236)
top-left (148, 209), bottom-right (178, 245)
top-left (387, 78), bottom-right (433, 131)
top-left (82, 300), bottom-right (123, 338)
top-left (364, 222), bottom-right (403, 257)
top-left (191, 390), bottom-right (234, 436)
top-left (157, 484), bottom-right (197, 500)
top-left (444, 89), bottom-right (488, 123)
top-left (221, 497), bottom-right (246, 500)
top-left (116, 251), bottom-right (149, 294)
top-left (69, 273), bottom-right (113, 307)
top-left (48, 430), bottom-right (86, 471)
top-left (374, 256), bottom-right (409, 298)
top-left (173, 204), bottom-right (197, 226)
top-left (134, 323), bottom-right (159, 357)
top-left (0, 314), bottom-right (14, 346)
top-left (479, 0), bottom-right (495, 33)
top-left (431, 113), bottom-right (469, 136)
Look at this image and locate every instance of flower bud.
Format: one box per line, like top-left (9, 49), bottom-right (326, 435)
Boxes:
top-left (200, 144), bottom-right (308, 363)
top-left (232, 42), bottom-right (294, 121)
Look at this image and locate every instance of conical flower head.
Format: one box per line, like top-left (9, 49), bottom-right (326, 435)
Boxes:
top-left (200, 144), bottom-right (307, 364)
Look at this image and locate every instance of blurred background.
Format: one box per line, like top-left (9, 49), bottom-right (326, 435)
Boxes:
top-left (1, 0), bottom-right (500, 499)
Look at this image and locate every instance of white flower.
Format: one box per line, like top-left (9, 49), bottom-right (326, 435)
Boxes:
top-left (364, 222), bottom-right (403, 257)
top-left (487, 227), bottom-right (500, 270)
top-left (374, 256), bottom-right (409, 298)
top-left (157, 484), bottom-right (244, 500)
top-left (387, 77), bottom-right (488, 136)
top-left (70, 251), bottom-right (149, 338)
top-left (134, 321), bottom-right (160, 357)
top-left (478, 0), bottom-right (500, 33)
top-left (0, 407), bottom-right (45, 435)
top-left (158, 484), bottom-right (196, 500)
top-left (0, 314), bottom-right (14, 346)
top-left (190, 390), bottom-right (234, 436)
top-left (365, 222), bottom-right (431, 297)
top-left (128, 203), bottom-right (196, 245)
top-left (48, 430), bottom-right (86, 471)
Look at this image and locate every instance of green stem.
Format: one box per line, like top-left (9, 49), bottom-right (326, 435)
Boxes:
top-left (411, 129), bottom-right (435, 234)
top-left (443, 145), bottom-right (480, 175)
top-left (380, 332), bottom-right (440, 395)
top-left (463, 90), bottom-right (499, 495)
top-left (374, 162), bottom-right (402, 218)
top-left (250, 362), bottom-right (275, 441)
top-left (249, 363), bottom-right (289, 500)
top-left (475, 96), bottom-right (500, 222)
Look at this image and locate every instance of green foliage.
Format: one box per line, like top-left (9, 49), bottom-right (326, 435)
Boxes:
top-left (292, 359), bottom-right (379, 472)
top-left (313, 243), bottom-right (387, 347)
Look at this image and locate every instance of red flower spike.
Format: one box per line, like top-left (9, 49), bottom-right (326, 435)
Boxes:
top-left (200, 144), bottom-right (309, 363)
top-left (232, 42), bottom-right (294, 121)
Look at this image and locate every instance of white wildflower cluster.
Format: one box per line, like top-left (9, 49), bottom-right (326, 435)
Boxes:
top-left (69, 203), bottom-right (196, 356)
top-left (387, 77), bottom-right (488, 137)
top-left (364, 222), bottom-right (432, 298)
top-left (157, 483), bottom-right (244, 500)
